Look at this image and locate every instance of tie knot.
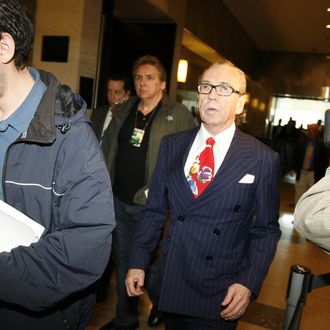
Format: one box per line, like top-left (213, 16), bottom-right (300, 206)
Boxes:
top-left (206, 137), bottom-right (215, 147)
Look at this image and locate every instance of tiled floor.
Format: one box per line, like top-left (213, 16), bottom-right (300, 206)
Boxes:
top-left (86, 179), bottom-right (330, 330)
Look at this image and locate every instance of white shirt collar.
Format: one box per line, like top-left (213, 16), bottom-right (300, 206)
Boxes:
top-left (198, 123), bottom-right (236, 146)
top-left (184, 123), bottom-right (236, 177)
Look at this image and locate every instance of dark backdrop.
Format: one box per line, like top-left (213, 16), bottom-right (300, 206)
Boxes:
top-left (96, 15), bottom-right (176, 106)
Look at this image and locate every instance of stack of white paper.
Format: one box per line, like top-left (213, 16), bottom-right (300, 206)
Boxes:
top-left (0, 200), bottom-right (45, 252)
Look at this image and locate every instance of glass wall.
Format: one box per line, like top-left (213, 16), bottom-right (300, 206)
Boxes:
top-left (270, 96), bottom-right (330, 128)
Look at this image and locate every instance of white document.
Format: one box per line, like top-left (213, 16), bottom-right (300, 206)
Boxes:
top-left (0, 200), bottom-right (45, 252)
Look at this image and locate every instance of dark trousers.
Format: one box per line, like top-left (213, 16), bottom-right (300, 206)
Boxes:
top-left (164, 313), bottom-right (238, 330)
top-left (112, 196), bottom-right (160, 325)
top-left (0, 307), bottom-right (92, 330)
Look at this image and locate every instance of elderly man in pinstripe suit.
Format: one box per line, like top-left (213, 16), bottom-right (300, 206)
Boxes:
top-left (126, 60), bottom-right (281, 329)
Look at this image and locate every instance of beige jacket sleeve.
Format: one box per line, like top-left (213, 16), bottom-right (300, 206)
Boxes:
top-left (294, 167), bottom-right (330, 252)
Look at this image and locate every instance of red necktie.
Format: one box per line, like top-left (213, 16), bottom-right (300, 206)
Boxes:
top-left (187, 137), bottom-right (215, 198)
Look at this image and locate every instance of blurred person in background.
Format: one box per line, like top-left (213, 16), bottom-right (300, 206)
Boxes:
top-left (91, 73), bottom-right (131, 141)
top-left (290, 123), bottom-right (329, 205)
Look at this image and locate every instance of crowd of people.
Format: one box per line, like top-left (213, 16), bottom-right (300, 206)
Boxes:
top-left (270, 118), bottom-right (329, 206)
top-left (0, 1), bottom-right (329, 330)
top-left (271, 117), bottom-right (330, 253)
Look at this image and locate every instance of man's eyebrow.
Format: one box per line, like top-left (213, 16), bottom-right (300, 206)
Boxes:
top-left (135, 73), bottom-right (155, 77)
top-left (200, 80), bottom-right (230, 85)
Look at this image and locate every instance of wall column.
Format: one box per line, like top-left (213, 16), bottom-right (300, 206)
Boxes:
top-left (32, 0), bottom-right (102, 97)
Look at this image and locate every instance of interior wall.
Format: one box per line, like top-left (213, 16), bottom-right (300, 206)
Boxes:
top-left (94, 0), bottom-right (189, 106)
top-left (163, 0), bottom-right (187, 97)
top-left (184, 0), bottom-right (260, 79)
top-left (32, 0), bottom-right (102, 95)
top-left (79, 0), bottom-right (103, 84)
top-left (108, 20), bottom-right (176, 81)
top-left (179, 0), bottom-right (330, 137)
top-left (258, 52), bottom-right (330, 99)
top-left (96, 17), bottom-right (176, 106)
top-left (179, 0), bottom-right (271, 137)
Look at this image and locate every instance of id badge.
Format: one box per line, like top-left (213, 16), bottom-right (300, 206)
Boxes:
top-left (130, 128), bottom-right (145, 147)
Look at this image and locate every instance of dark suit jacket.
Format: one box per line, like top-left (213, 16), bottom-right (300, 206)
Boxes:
top-left (90, 105), bottom-right (109, 141)
top-left (129, 127), bottom-right (281, 320)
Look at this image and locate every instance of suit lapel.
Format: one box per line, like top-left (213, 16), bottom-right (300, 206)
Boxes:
top-left (192, 129), bottom-right (253, 203)
top-left (170, 128), bottom-right (199, 201)
top-left (170, 128), bottom-right (254, 206)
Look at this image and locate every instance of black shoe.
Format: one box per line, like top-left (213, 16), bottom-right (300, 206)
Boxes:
top-left (100, 319), bottom-right (139, 330)
top-left (147, 307), bottom-right (164, 327)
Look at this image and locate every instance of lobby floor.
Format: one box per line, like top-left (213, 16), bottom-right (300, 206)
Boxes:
top-left (86, 180), bottom-right (330, 330)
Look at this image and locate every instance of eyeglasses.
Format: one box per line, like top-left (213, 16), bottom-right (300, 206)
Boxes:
top-left (197, 83), bottom-right (243, 96)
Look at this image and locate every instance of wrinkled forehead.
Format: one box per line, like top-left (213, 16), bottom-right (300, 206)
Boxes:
top-left (201, 63), bottom-right (242, 87)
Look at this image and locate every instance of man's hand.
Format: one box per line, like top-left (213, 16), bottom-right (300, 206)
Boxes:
top-left (220, 283), bottom-right (251, 320)
top-left (125, 269), bottom-right (145, 297)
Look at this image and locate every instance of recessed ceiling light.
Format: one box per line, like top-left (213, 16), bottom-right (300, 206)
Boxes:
top-left (327, 8), bottom-right (330, 11)
top-left (327, 24), bottom-right (330, 29)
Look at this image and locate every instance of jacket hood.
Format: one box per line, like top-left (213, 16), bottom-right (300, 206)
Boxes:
top-left (20, 70), bottom-right (87, 144)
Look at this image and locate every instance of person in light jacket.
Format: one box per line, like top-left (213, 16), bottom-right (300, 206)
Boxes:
top-left (294, 166), bottom-right (330, 253)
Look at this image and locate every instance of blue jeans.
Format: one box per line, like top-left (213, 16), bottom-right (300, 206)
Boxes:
top-left (112, 196), bottom-right (160, 325)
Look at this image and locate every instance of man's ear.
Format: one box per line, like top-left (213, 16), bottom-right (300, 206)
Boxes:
top-left (161, 80), bottom-right (166, 91)
top-left (0, 32), bottom-right (15, 64)
top-left (235, 94), bottom-right (247, 115)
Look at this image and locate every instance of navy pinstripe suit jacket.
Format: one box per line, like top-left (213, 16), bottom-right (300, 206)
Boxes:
top-left (129, 127), bottom-right (281, 320)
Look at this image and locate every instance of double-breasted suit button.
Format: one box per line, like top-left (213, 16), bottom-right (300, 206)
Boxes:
top-left (178, 215), bottom-right (184, 222)
top-left (213, 228), bottom-right (220, 236)
top-left (234, 205), bottom-right (241, 212)
top-left (206, 255), bottom-right (213, 261)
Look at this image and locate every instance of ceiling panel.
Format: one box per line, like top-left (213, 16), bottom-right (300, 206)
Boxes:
top-left (222, 0), bottom-right (330, 54)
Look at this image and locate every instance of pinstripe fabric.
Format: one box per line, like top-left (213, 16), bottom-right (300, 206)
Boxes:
top-left (129, 127), bottom-right (281, 321)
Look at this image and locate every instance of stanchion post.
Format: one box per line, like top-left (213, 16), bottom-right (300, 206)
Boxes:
top-left (283, 265), bottom-right (312, 330)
